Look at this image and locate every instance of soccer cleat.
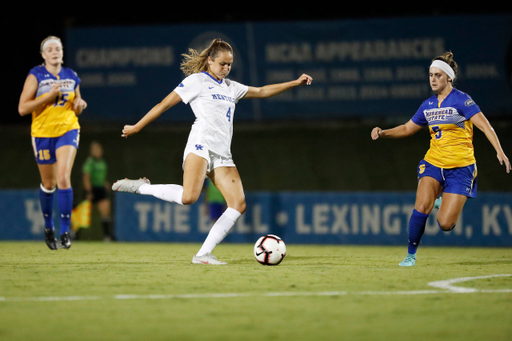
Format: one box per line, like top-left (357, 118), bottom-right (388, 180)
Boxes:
top-left (60, 232), bottom-right (71, 249)
top-left (192, 253), bottom-right (227, 265)
top-left (44, 228), bottom-right (58, 250)
top-left (112, 178), bottom-right (150, 194)
top-left (434, 196), bottom-right (442, 209)
top-left (399, 253), bottom-right (416, 267)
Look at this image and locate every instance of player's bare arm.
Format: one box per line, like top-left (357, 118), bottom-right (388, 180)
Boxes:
top-left (122, 91), bottom-right (182, 138)
top-left (470, 112), bottom-right (511, 173)
top-left (243, 74), bottom-right (313, 99)
top-left (371, 120), bottom-right (422, 140)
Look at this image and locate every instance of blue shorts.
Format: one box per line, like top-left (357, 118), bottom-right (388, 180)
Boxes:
top-left (32, 129), bottom-right (80, 165)
top-left (417, 159), bottom-right (478, 198)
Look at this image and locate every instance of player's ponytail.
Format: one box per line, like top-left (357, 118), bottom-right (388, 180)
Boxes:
top-left (180, 38), bottom-right (234, 76)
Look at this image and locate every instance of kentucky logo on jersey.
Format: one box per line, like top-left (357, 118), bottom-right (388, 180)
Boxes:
top-left (211, 94), bottom-right (236, 103)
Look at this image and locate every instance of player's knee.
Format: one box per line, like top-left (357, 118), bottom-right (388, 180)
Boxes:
top-left (231, 197), bottom-right (246, 214)
top-left (41, 181), bottom-right (57, 191)
top-left (181, 192), bottom-right (199, 206)
top-left (437, 219), bottom-right (455, 231)
top-left (414, 204), bottom-right (431, 215)
top-left (56, 172), bottom-right (71, 189)
top-left (238, 200), bottom-right (247, 214)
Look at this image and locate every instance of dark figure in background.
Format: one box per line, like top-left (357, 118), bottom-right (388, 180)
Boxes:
top-left (82, 141), bottom-right (114, 241)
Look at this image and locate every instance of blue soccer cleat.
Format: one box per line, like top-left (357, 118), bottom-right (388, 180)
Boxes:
top-left (399, 253), bottom-right (416, 267)
top-left (434, 196), bottom-right (442, 209)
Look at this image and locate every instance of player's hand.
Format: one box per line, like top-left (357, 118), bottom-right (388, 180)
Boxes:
top-left (371, 127), bottom-right (383, 140)
top-left (498, 152), bottom-right (511, 173)
top-left (296, 74), bottom-right (313, 86)
top-left (73, 98), bottom-right (87, 114)
top-left (121, 125), bottom-right (139, 138)
top-left (48, 83), bottom-right (60, 98)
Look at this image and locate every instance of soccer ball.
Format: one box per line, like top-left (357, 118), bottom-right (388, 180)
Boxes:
top-left (254, 234), bottom-right (286, 266)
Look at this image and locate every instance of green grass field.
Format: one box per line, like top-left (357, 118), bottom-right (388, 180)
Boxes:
top-left (1, 242), bottom-right (511, 341)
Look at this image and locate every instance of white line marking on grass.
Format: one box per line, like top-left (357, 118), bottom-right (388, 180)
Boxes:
top-left (2, 274), bottom-right (510, 302)
top-left (0, 296), bottom-right (102, 302)
top-left (427, 274), bottom-right (512, 293)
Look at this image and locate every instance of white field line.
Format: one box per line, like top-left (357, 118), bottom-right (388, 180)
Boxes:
top-left (427, 274), bottom-right (512, 293)
top-left (1, 274), bottom-right (510, 303)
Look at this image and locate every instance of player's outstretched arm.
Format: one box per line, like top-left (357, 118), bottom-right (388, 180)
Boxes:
top-left (371, 120), bottom-right (422, 140)
top-left (470, 112), bottom-right (511, 173)
top-left (121, 91), bottom-right (182, 138)
top-left (243, 74), bottom-right (313, 99)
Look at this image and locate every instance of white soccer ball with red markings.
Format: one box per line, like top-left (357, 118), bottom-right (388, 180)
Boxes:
top-left (254, 234), bottom-right (286, 266)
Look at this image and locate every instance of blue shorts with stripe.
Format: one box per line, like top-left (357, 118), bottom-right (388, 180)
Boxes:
top-left (417, 159), bottom-right (477, 198)
top-left (32, 129), bottom-right (80, 165)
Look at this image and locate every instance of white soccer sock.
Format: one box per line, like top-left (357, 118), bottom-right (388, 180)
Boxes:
top-left (196, 207), bottom-right (242, 256)
top-left (138, 184), bottom-right (183, 205)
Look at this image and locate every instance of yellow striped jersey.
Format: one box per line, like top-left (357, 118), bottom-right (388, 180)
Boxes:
top-left (411, 88), bottom-right (481, 169)
top-left (28, 66), bottom-right (81, 137)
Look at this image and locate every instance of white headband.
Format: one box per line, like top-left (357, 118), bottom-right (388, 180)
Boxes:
top-left (42, 39), bottom-right (62, 52)
top-left (430, 60), bottom-right (455, 81)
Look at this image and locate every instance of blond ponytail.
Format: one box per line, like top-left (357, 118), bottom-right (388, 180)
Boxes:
top-left (180, 38), bottom-right (234, 76)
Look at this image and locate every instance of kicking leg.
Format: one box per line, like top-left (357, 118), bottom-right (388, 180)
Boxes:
top-left (140, 153), bottom-right (208, 204)
top-left (112, 154), bottom-right (208, 205)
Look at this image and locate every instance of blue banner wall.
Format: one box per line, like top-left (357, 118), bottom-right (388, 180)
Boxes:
top-left (0, 190), bottom-right (59, 240)
top-left (1, 190), bottom-right (512, 246)
top-left (111, 192), bottom-right (512, 247)
top-left (65, 15), bottom-right (512, 123)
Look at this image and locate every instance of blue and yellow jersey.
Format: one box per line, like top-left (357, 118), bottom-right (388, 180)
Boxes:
top-left (28, 65), bottom-right (81, 138)
top-left (411, 89), bottom-right (481, 169)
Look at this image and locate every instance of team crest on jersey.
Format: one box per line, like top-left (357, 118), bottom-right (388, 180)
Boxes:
top-left (419, 164), bottom-right (426, 174)
top-left (464, 99), bottom-right (475, 107)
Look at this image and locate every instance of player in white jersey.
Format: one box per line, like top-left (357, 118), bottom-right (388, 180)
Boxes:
top-left (113, 39), bottom-right (312, 264)
top-left (177, 70), bottom-right (248, 165)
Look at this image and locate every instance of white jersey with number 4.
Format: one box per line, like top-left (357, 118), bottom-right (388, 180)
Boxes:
top-left (174, 71), bottom-right (249, 158)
